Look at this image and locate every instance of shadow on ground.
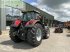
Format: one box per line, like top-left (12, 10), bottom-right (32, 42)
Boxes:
top-left (0, 40), bottom-right (34, 49)
top-left (66, 34), bottom-right (70, 37)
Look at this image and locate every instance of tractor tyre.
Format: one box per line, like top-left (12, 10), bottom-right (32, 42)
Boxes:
top-left (43, 28), bottom-right (50, 39)
top-left (27, 23), bottom-right (43, 47)
top-left (9, 27), bottom-right (22, 43)
top-left (60, 28), bottom-right (63, 33)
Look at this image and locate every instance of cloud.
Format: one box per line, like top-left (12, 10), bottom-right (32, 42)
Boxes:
top-left (35, 0), bottom-right (70, 22)
top-left (37, 0), bottom-right (70, 9)
top-left (56, 17), bottom-right (70, 22)
top-left (30, 2), bottom-right (38, 6)
top-left (29, 0), bottom-right (70, 22)
top-left (62, 3), bottom-right (70, 9)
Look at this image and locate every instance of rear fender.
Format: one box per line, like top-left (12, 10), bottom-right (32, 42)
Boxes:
top-left (25, 19), bottom-right (39, 27)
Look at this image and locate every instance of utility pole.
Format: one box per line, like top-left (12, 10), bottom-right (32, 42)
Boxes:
top-left (0, 0), bottom-right (2, 35)
top-left (0, 0), bottom-right (6, 35)
top-left (0, 9), bottom-right (2, 35)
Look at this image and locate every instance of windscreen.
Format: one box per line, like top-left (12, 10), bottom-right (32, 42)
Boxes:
top-left (22, 12), bottom-right (37, 21)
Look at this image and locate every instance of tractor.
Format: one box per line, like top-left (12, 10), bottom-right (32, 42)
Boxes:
top-left (54, 24), bottom-right (63, 33)
top-left (9, 11), bottom-right (50, 47)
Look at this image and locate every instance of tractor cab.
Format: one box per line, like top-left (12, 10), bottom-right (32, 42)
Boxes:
top-left (21, 11), bottom-right (42, 21)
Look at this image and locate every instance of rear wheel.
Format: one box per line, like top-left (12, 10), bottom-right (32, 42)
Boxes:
top-left (9, 27), bottom-right (22, 43)
top-left (27, 23), bottom-right (43, 47)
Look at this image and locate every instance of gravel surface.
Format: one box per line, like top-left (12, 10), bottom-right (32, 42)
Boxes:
top-left (0, 28), bottom-right (70, 52)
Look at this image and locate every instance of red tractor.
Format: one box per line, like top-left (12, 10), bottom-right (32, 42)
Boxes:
top-left (9, 11), bottom-right (50, 47)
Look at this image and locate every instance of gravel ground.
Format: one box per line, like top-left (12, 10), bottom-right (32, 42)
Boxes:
top-left (0, 28), bottom-right (70, 52)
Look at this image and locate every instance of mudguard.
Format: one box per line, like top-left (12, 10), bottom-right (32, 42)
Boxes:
top-left (25, 19), bottom-right (39, 27)
top-left (11, 19), bottom-right (21, 27)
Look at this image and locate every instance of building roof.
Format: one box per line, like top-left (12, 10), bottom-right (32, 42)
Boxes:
top-left (24, 2), bottom-right (54, 20)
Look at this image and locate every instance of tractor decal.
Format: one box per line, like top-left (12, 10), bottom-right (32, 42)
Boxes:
top-left (14, 19), bottom-right (21, 27)
top-left (25, 19), bottom-right (39, 26)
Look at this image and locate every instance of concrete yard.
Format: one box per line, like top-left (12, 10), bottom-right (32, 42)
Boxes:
top-left (0, 28), bottom-right (70, 52)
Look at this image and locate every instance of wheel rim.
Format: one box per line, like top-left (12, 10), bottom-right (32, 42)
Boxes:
top-left (47, 33), bottom-right (50, 37)
top-left (47, 31), bottom-right (50, 37)
top-left (36, 28), bottom-right (42, 41)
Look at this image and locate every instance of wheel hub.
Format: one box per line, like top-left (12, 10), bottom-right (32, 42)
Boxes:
top-left (47, 33), bottom-right (50, 37)
top-left (36, 28), bottom-right (42, 41)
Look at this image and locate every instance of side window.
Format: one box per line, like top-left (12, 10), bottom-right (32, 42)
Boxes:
top-left (31, 12), bottom-right (36, 19)
top-left (44, 18), bottom-right (48, 26)
top-left (23, 13), bottom-right (27, 21)
top-left (36, 14), bottom-right (40, 19)
top-left (22, 13), bottom-right (30, 21)
top-left (27, 13), bottom-right (31, 20)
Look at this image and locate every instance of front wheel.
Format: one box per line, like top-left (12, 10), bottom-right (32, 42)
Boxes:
top-left (27, 23), bottom-right (43, 47)
top-left (43, 28), bottom-right (50, 39)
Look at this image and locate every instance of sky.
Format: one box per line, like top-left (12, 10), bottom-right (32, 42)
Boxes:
top-left (24, 0), bottom-right (70, 22)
